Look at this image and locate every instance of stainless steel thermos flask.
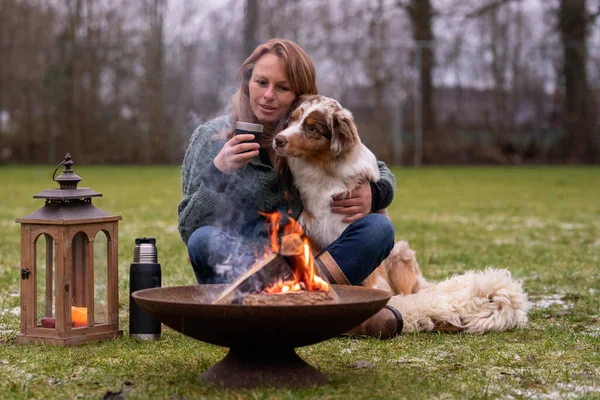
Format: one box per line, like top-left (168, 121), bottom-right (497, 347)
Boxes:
top-left (129, 237), bottom-right (161, 340)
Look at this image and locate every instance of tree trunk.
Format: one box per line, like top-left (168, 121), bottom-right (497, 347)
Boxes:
top-left (244, 0), bottom-right (259, 61)
top-left (368, 0), bottom-right (386, 109)
top-left (68, 0), bottom-right (83, 160)
top-left (489, 8), bottom-right (508, 133)
top-left (406, 0), bottom-right (437, 157)
top-left (143, 0), bottom-right (166, 164)
top-left (559, 0), bottom-right (595, 163)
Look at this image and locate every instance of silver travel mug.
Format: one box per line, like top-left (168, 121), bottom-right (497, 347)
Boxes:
top-left (129, 237), bottom-right (161, 340)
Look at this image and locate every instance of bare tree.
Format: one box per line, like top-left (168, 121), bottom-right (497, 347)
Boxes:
top-left (141, 0), bottom-right (167, 163)
top-left (244, 0), bottom-right (259, 61)
top-left (468, 0), bottom-right (599, 162)
top-left (558, 0), bottom-right (597, 162)
top-left (366, 0), bottom-right (389, 109)
top-left (397, 0), bottom-right (437, 152)
top-left (0, 0), bottom-right (58, 162)
top-left (2, 0), bottom-right (598, 165)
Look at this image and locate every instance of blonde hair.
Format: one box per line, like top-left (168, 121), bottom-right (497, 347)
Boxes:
top-left (230, 38), bottom-right (318, 134)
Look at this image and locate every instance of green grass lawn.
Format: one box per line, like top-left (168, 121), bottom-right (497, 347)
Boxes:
top-left (1, 166), bottom-right (599, 399)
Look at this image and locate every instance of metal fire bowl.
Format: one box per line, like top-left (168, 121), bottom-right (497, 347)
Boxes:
top-left (133, 284), bottom-right (391, 388)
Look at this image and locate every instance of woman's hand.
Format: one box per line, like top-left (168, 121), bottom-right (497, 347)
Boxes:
top-left (213, 134), bottom-right (260, 175)
top-left (331, 181), bottom-right (372, 223)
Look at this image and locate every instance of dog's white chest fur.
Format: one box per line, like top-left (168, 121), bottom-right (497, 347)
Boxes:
top-left (289, 145), bottom-right (380, 249)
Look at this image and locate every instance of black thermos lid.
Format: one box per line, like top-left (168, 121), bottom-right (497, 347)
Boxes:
top-left (135, 237), bottom-right (156, 245)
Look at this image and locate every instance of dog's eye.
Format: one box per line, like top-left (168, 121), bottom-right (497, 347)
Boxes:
top-left (307, 125), bottom-right (316, 133)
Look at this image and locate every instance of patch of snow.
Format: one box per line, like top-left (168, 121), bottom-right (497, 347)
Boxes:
top-left (510, 383), bottom-right (600, 399)
top-left (524, 218), bottom-right (546, 228)
top-left (388, 358), bottom-right (428, 364)
top-left (558, 223), bottom-right (585, 231)
top-left (531, 295), bottom-right (573, 310)
top-left (579, 326), bottom-right (600, 338)
top-left (0, 307), bottom-right (20, 316)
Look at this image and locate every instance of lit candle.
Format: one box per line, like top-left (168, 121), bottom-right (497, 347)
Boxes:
top-left (71, 306), bottom-right (88, 327)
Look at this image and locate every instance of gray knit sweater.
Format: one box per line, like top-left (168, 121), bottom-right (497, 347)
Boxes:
top-left (178, 116), bottom-right (397, 253)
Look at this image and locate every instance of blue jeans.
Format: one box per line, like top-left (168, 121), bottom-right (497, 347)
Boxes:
top-left (187, 214), bottom-right (395, 285)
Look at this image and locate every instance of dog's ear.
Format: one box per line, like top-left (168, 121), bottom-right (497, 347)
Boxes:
top-left (278, 96), bottom-right (306, 131)
top-left (331, 108), bottom-right (359, 156)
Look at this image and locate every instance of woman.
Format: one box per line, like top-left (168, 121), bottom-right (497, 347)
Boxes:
top-left (178, 39), bottom-right (400, 335)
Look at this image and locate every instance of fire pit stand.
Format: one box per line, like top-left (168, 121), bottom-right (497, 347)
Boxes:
top-left (202, 346), bottom-right (329, 388)
top-left (132, 284), bottom-right (390, 389)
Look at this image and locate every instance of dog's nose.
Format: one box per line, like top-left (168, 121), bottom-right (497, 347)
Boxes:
top-left (274, 135), bottom-right (287, 148)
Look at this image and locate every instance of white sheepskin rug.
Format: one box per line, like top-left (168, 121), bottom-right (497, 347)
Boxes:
top-left (387, 268), bottom-right (531, 333)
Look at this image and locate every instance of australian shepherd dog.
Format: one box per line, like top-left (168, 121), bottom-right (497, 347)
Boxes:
top-left (273, 94), bottom-right (424, 296)
top-left (272, 95), bottom-right (530, 334)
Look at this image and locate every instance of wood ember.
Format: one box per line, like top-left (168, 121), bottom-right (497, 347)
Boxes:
top-left (242, 290), bottom-right (336, 305)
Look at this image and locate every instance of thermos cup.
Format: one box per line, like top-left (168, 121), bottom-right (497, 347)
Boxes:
top-left (129, 237), bottom-right (161, 340)
top-left (234, 121), bottom-right (263, 145)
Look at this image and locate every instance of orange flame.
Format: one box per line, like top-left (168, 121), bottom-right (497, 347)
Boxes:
top-left (260, 212), bottom-right (329, 294)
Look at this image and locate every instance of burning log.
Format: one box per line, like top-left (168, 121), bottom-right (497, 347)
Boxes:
top-left (212, 252), bottom-right (338, 305)
top-left (213, 212), bottom-right (339, 305)
top-left (213, 253), bottom-right (294, 305)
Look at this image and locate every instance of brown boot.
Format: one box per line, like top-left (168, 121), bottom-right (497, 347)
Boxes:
top-left (314, 253), bottom-right (404, 338)
top-left (346, 305), bottom-right (403, 339)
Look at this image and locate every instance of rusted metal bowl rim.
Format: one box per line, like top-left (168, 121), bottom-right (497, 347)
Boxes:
top-left (132, 284), bottom-right (390, 307)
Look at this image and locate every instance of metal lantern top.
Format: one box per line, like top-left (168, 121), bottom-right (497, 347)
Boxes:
top-left (34, 153), bottom-right (102, 201)
top-left (16, 153), bottom-right (120, 224)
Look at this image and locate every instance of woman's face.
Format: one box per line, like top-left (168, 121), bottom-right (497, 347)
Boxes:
top-left (249, 53), bottom-right (295, 125)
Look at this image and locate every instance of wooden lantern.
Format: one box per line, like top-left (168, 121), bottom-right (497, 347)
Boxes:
top-left (15, 153), bottom-right (123, 346)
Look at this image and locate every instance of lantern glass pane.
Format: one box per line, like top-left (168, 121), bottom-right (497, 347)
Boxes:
top-left (94, 231), bottom-right (109, 324)
top-left (71, 232), bottom-right (89, 312)
top-left (36, 233), bottom-right (55, 326)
